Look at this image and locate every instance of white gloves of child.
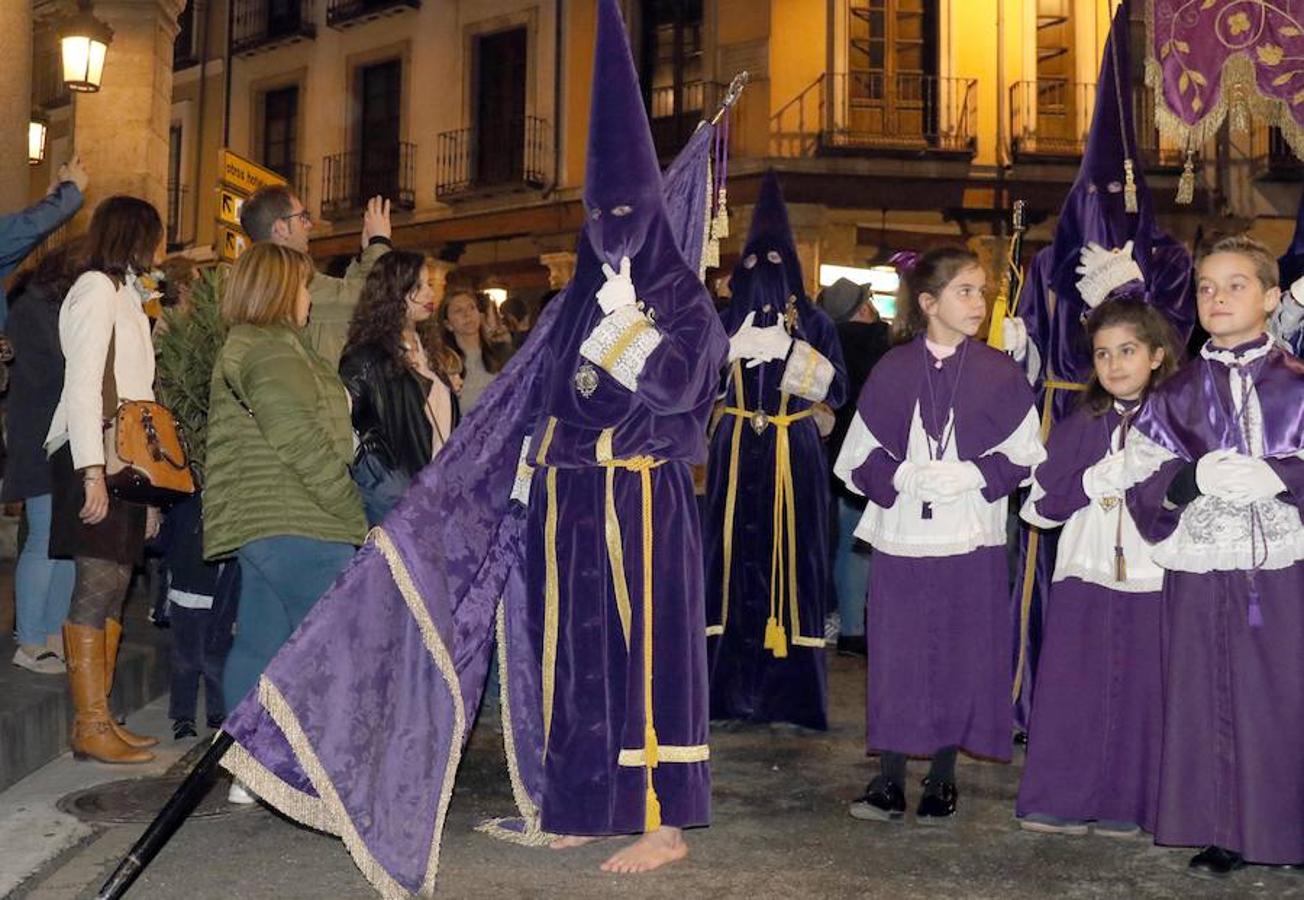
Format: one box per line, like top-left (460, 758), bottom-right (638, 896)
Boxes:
top-left (893, 460), bottom-right (986, 504)
top-left (1082, 450), bottom-right (1127, 499)
top-left (597, 256), bottom-right (638, 315)
top-left (1195, 449), bottom-right (1287, 504)
top-left (1001, 318), bottom-right (1029, 363)
top-left (728, 311), bottom-right (794, 368)
top-left (1075, 240), bottom-right (1144, 310)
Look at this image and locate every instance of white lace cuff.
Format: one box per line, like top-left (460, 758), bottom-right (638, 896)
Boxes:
top-left (510, 435), bottom-right (534, 506)
top-left (578, 305), bottom-right (663, 392)
top-left (779, 340), bottom-right (834, 402)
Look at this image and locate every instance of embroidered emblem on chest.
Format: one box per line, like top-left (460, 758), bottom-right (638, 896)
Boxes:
top-left (574, 363), bottom-right (600, 399)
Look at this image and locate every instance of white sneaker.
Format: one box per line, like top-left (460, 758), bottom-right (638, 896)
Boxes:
top-left (12, 645), bottom-right (66, 674)
top-left (227, 779), bottom-right (257, 805)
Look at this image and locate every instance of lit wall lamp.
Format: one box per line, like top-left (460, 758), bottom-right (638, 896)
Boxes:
top-left (29, 114), bottom-right (49, 166)
top-left (59, 0), bottom-right (113, 93)
top-left (482, 278), bottom-right (509, 308)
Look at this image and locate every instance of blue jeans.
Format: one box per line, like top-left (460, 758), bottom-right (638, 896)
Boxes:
top-left (15, 494), bottom-right (75, 646)
top-left (222, 536), bottom-right (355, 709)
top-left (834, 495), bottom-right (870, 638)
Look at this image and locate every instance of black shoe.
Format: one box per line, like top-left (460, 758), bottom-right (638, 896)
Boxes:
top-left (206, 713), bottom-right (225, 730)
top-left (915, 777), bottom-right (958, 824)
top-left (172, 718), bottom-right (197, 740)
top-left (1188, 846), bottom-right (1245, 879)
top-left (836, 635), bottom-right (867, 657)
top-left (849, 775), bottom-right (905, 822)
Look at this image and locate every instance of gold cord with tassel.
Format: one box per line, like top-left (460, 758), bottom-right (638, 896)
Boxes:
top-left (1123, 158), bottom-right (1138, 214)
top-left (1176, 149), bottom-right (1196, 205)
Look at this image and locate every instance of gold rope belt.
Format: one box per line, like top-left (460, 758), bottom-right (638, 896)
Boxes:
top-left (536, 417), bottom-right (668, 832)
top-left (710, 361), bottom-right (819, 657)
top-left (1012, 373), bottom-right (1086, 703)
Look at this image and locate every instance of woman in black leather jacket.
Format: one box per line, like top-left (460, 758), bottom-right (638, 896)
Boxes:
top-left (340, 251), bottom-right (457, 525)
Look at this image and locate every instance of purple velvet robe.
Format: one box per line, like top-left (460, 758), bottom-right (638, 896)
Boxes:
top-left (1016, 406), bottom-right (1162, 830)
top-left (1126, 340), bottom-right (1304, 864)
top-left (704, 174), bottom-right (848, 730)
top-left (847, 337), bottom-right (1037, 760)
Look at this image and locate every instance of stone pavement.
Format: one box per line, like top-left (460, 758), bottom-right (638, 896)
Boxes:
top-left (6, 654), bottom-right (1299, 899)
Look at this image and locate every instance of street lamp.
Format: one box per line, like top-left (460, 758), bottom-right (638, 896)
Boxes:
top-left (59, 0), bottom-right (113, 93)
top-left (28, 114), bottom-right (49, 166)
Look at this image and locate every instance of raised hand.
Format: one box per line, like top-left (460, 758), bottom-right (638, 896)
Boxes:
top-left (597, 255), bottom-right (637, 315)
top-left (361, 196), bottom-right (392, 249)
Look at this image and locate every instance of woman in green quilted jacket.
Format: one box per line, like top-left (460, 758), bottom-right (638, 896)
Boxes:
top-left (203, 244), bottom-right (366, 746)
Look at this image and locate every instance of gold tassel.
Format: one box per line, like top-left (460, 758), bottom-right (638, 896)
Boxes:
top-left (1114, 547), bottom-right (1128, 583)
top-left (644, 780), bottom-right (662, 831)
top-left (1123, 158), bottom-right (1138, 214)
top-left (644, 725), bottom-right (660, 768)
top-left (1176, 150), bottom-right (1196, 205)
top-left (712, 187), bottom-right (730, 240)
top-left (703, 235), bottom-right (720, 269)
top-left (764, 616), bottom-right (779, 650)
top-left (771, 624), bottom-right (788, 659)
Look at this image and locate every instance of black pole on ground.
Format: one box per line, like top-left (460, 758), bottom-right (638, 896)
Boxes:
top-left (97, 731), bottom-right (235, 900)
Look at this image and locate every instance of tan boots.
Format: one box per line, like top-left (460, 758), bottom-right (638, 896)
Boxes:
top-left (103, 618), bottom-right (159, 749)
top-left (63, 623), bottom-right (154, 764)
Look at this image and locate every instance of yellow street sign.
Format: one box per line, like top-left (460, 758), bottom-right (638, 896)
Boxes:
top-left (216, 224), bottom-right (248, 262)
top-left (219, 148), bottom-right (286, 196)
top-left (218, 189), bottom-right (244, 228)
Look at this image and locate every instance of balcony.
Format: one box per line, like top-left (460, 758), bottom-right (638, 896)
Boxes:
top-left (1252, 126), bottom-right (1304, 181)
top-left (435, 117), bottom-right (550, 201)
top-left (1010, 80), bottom-right (1094, 159)
top-left (166, 184), bottom-right (191, 250)
top-left (268, 161), bottom-right (313, 207)
top-left (326, 0), bottom-right (419, 30)
top-left (321, 142), bottom-right (416, 220)
top-left (231, 0), bottom-right (316, 57)
top-left (771, 72), bottom-right (978, 159)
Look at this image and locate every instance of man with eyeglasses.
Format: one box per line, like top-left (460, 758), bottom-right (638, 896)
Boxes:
top-left (240, 186), bottom-right (392, 369)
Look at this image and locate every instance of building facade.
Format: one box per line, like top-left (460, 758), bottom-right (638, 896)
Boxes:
top-left (17, 0), bottom-right (1304, 305)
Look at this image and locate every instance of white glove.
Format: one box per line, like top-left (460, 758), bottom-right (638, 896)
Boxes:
top-left (1001, 318), bottom-right (1028, 363)
top-left (750, 321), bottom-right (793, 367)
top-left (922, 460), bottom-right (986, 501)
top-left (727, 312), bottom-right (764, 364)
top-left (1082, 450), bottom-right (1127, 500)
top-left (1199, 452), bottom-right (1287, 503)
top-left (892, 460), bottom-right (927, 499)
top-left (728, 313), bottom-right (792, 368)
top-left (1075, 240), bottom-right (1144, 309)
top-left (597, 255), bottom-right (638, 315)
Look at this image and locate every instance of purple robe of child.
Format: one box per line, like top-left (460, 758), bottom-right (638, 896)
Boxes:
top-left (213, 3), bottom-right (727, 894)
top-left (520, 0), bottom-right (727, 836)
top-left (703, 171), bottom-right (847, 730)
top-left (1010, 1), bottom-right (1195, 728)
top-left (1016, 403), bottom-right (1163, 830)
top-left (834, 337), bottom-right (1044, 760)
top-left (1126, 335), bottom-right (1304, 864)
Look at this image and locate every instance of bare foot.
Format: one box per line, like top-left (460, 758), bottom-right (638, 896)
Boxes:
top-left (599, 826), bottom-right (688, 873)
top-left (550, 834), bottom-right (603, 850)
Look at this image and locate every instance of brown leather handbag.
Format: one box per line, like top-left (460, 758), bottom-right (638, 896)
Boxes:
top-left (101, 328), bottom-right (196, 505)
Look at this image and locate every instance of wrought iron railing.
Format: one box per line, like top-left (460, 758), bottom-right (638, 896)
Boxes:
top-left (435, 117), bottom-right (550, 200)
top-left (269, 160), bottom-right (313, 207)
top-left (770, 72), bottom-right (978, 158)
top-left (1009, 80), bottom-right (1095, 158)
top-left (326, 0), bottom-right (419, 28)
top-left (231, 0), bottom-right (316, 55)
top-left (321, 142), bottom-right (415, 219)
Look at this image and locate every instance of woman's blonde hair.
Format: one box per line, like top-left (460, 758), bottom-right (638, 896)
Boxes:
top-left (221, 243), bottom-right (314, 326)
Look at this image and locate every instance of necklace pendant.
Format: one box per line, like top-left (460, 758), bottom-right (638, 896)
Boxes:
top-left (750, 412), bottom-right (769, 435)
top-left (1098, 496), bottom-right (1120, 512)
top-left (921, 501), bottom-right (933, 520)
top-left (573, 363), bottom-right (599, 399)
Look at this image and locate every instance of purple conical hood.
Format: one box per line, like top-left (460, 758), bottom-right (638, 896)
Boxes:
top-left (1051, 0), bottom-right (1158, 267)
top-left (725, 170), bottom-right (812, 332)
top-left (1279, 190), bottom-right (1304, 288)
top-left (582, 0), bottom-right (667, 267)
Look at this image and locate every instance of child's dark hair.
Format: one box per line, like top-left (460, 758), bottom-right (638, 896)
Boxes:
top-left (1081, 297), bottom-right (1181, 416)
top-left (892, 246), bottom-right (981, 343)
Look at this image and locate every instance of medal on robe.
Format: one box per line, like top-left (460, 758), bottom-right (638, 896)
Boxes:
top-left (1098, 496), bottom-right (1120, 511)
top-left (574, 363), bottom-right (599, 398)
top-left (750, 411), bottom-right (769, 434)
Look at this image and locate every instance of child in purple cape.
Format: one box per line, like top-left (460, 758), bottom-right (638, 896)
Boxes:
top-left (1016, 298), bottom-right (1180, 838)
top-left (834, 247), bottom-right (1044, 823)
top-left (1126, 236), bottom-right (1304, 879)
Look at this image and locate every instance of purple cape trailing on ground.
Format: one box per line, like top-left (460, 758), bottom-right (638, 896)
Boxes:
top-left (217, 3), bottom-right (728, 893)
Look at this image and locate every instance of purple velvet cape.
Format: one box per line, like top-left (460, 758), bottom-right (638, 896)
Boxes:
top-left (1125, 342), bottom-right (1304, 862)
top-left (216, 11), bottom-right (725, 891)
top-left (849, 339), bottom-right (1035, 760)
top-left (704, 171), bottom-right (848, 730)
top-left (1016, 406), bottom-right (1163, 829)
top-left (1011, 1), bottom-right (1194, 729)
